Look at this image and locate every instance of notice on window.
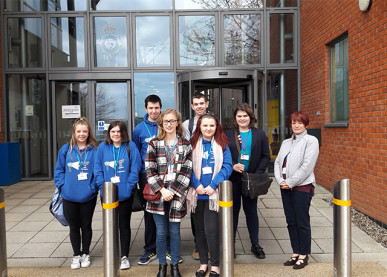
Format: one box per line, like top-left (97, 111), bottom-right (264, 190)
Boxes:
top-left (25, 105), bottom-right (34, 116)
top-left (62, 105), bottom-right (81, 119)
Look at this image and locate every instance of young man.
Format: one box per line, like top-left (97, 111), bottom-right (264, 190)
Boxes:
top-left (133, 95), bottom-right (161, 265)
top-left (182, 93), bottom-right (209, 260)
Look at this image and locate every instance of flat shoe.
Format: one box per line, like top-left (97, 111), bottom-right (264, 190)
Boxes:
top-left (209, 271), bottom-right (220, 277)
top-left (195, 268), bottom-right (208, 277)
top-left (283, 255), bottom-right (299, 266)
top-left (293, 255), bottom-right (308, 270)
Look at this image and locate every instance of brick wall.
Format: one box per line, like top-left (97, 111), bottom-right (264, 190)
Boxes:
top-left (300, 0), bottom-right (387, 224)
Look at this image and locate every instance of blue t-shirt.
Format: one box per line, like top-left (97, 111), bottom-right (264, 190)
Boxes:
top-left (239, 130), bottom-right (252, 171)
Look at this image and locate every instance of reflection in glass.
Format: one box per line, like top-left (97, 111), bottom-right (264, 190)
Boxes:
top-left (7, 74), bottom-right (48, 178)
top-left (194, 84), bottom-right (219, 117)
top-left (7, 18), bottom-right (42, 68)
top-left (269, 13), bottom-right (294, 64)
top-left (224, 14), bottom-right (261, 65)
top-left (94, 17), bottom-right (128, 67)
top-left (266, 0), bottom-right (297, 8)
top-left (176, 0), bottom-right (263, 9)
top-left (221, 87), bottom-right (247, 129)
top-left (179, 81), bottom-right (190, 121)
top-left (55, 82), bottom-right (88, 151)
top-left (51, 17), bottom-right (85, 67)
top-left (134, 72), bottom-right (174, 125)
top-left (91, 0), bottom-right (172, 10)
top-left (179, 16), bottom-right (215, 66)
top-left (4, 0), bottom-right (87, 11)
top-left (95, 83), bottom-right (128, 141)
top-left (136, 16), bottom-right (170, 67)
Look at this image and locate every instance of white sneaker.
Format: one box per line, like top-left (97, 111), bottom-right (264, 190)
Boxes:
top-left (81, 254), bottom-right (91, 268)
top-left (71, 255), bottom-right (81, 270)
top-left (120, 256), bottom-right (130, 270)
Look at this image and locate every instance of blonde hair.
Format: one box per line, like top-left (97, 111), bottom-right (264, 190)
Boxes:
top-left (69, 117), bottom-right (98, 151)
top-left (157, 109), bottom-right (184, 140)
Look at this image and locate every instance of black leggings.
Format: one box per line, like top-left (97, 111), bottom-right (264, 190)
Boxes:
top-left (118, 197), bottom-right (134, 257)
top-left (63, 197), bottom-right (97, 256)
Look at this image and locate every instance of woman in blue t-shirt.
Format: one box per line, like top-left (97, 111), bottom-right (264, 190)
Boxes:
top-left (94, 120), bottom-right (141, 270)
top-left (54, 117), bottom-right (98, 270)
top-left (187, 114), bottom-right (233, 277)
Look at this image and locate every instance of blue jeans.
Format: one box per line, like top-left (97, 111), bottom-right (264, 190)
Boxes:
top-left (281, 188), bottom-right (314, 255)
top-left (152, 202), bottom-right (181, 265)
top-left (232, 180), bottom-right (259, 245)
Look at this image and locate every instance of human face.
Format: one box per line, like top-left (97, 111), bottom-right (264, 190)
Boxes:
top-left (162, 113), bottom-right (178, 135)
top-left (291, 120), bottom-right (306, 136)
top-left (109, 126), bottom-right (122, 145)
top-left (235, 110), bottom-right (251, 130)
top-left (74, 124), bottom-right (89, 145)
top-left (191, 97), bottom-right (208, 117)
top-left (200, 117), bottom-right (217, 141)
top-left (146, 102), bottom-right (161, 122)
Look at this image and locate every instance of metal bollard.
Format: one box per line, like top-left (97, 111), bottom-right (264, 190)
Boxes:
top-left (0, 188), bottom-right (7, 277)
top-left (333, 179), bottom-right (352, 277)
top-left (103, 182), bottom-right (120, 277)
top-left (219, 180), bottom-right (234, 277)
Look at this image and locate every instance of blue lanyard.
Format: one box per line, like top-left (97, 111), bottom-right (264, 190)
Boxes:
top-left (144, 121), bottom-right (157, 138)
top-left (112, 145), bottom-right (121, 176)
top-left (75, 147), bottom-right (89, 172)
top-left (203, 137), bottom-right (214, 166)
top-left (165, 137), bottom-right (177, 168)
top-left (240, 130), bottom-right (251, 153)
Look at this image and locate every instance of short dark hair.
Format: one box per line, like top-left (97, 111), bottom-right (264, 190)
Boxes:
top-left (105, 121), bottom-right (130, 144)
top-left (145, 94), bottom-right (162, 109)
top-left (191, 93), bottom-right (207, 104)
top-left (290, 111), bottom-right (309, 127)
top-left (233, 103), bottom-right (256, 129)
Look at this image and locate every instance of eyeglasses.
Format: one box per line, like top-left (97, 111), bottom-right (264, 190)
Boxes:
top-left (163, 120), bottom-right (178, 126)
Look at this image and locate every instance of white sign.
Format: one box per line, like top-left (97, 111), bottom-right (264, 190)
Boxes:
top-left (25, 105), bottom-right (34, 116)
top-left (62, 105), bottom-right (81, 119)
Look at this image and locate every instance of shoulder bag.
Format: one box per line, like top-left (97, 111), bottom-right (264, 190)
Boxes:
top-left (126, 142), bottom-right (145, 212)
top-left (49, 187), bottom-right (68, 226)
top-left (234, 129), bottom-right (272, 199)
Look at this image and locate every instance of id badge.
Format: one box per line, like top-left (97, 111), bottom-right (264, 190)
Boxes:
top-left (164, 173), bottom-right (172, 182)
top-left (241, 154), bottom-right (250, 161)
top-left (282, 167), bottom-right (287, 174)
top-left (111, 176), bottom-right (120, 183)
top-left (78, 172), bottom-right (88, 181)
top-left (203, 166), bottom-right (213, 174)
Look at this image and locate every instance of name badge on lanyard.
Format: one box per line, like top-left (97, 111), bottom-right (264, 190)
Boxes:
top-left (203, 166), bottom-right (213, 175)
top-left (78, 172), bottom-right (88, 180)
top-left (111, 176), bottom-right (120, 183)
top-left (241, 154), bottom-right (249, 161)
top-left (282, 167), bottom-right (287, 175)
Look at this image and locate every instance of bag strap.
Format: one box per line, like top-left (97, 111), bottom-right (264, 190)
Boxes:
top-left (188, 118), bottom-right (195, 137)
top-left (234, 128), bottom-right (241, 160)
top-left (126, 141), bottom-right (132, 173)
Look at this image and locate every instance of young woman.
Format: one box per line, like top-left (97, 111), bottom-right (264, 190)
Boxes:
top-left (145, 109), bottom-right (192, 277)
top-left (187, 114), bottom-right (233, 277)
top-left (225, 103), bottom-right (271, 259)
top-left (274, 111), bottom-right (319, 270)
top-left (94, 120), bottom-right (141, 270)
top-left (54, 117), bottom-right (98, 270)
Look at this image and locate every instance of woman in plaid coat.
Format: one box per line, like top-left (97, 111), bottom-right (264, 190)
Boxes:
top-left (145, 108), bottom-right (192, 277)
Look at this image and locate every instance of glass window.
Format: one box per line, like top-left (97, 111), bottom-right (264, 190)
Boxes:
top-left (224, 14), bottom-right (261, 65)
top-left (134, 72), bottom-right (174, 126)
top-left (136, 16), bottom-right (170, 67)
top-left (179, 15), bottom-right (216, 67)
top-left (7, 74), bottom-right (48, 178)
top-left (176, 0), bottom-right (263, 9)
top-left (95, 82), bottom-right (128, 141)
top-left (266, 0), bottom-right (297, 7)
top-left (51, 17), bottom-right (85, 68)
top-left (269, 13), bottom-right (294, 64)
top-left (91, 0), bottom-right (172, 10)
top-left (94, 17), bottom-right (128, 68)
top-left (7, 18), bottom-right (42, 68)
top-left (330, 36), bottom-right (349, 122)
top-left (4, 0), bottom-right (87, 11)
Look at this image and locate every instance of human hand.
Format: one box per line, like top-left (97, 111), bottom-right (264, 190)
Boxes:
top-left (196, 185), bottom-right (206, 195)
top-left (204, 186), bottom-right (215, 196)
top-left (280, 181), bottom-right (290, 189)
top-left (233, 163), bottom-right (245, 173)
top-left (160, 187), bottom-right (174, 201)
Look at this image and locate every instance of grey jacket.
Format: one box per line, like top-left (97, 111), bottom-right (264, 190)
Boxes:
top-left (274, 130), bottom-right (319, 188)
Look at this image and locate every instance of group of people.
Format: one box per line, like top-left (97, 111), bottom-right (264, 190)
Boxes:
top-left (54, 93), bottom-right (319, 276)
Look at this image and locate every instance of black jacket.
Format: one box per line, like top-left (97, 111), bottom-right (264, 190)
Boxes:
top-left (225, 128), bottom-right (271, 184)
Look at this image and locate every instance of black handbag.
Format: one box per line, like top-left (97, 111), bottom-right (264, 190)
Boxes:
top-left (241, 171), bottom-right (272, 199)
top-left (126, 142), bottom-right (144, 212)
top-left (233, 129), bottom-right (272, 199)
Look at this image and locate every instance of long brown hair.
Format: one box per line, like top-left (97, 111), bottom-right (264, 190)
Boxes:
top-left (190, 114), bottom-right (229, 151)
top-left (70, 117), bottom-right (98, 150)
top-left (233, 103), bottom-right (256, 129)
top-left (157, 109), bottom-right (184, 140)
top-left (104, 120), bottom-right (130, 144)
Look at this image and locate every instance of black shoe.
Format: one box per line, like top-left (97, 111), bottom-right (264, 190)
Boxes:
top-left (170, 263), bottom-right (182, 277)
top-left (157, 264), bottom-right (167, 277)
top-left (209, 271), bottom-right (220, 277)
top-left (251, 244), bottom-right (266, 259)
top-left (195, 267), bottom-right (208, 277)
top-left (283, 255), bottom-right (299, 266)
top-left (293, 255), bottom-right (308, 270)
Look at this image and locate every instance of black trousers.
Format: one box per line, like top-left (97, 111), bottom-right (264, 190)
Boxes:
top-left (192, 200), bottom-right (219, 266)
top-left (139, 173), bottom-right (157, 252)
top-left (63, 197), bottom-right (97, 256)
top-left (118, 197), bottom-right (134, 257)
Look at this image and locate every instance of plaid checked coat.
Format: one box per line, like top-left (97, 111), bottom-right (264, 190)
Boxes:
top-left (145, 136), bottom-right (192, 222)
